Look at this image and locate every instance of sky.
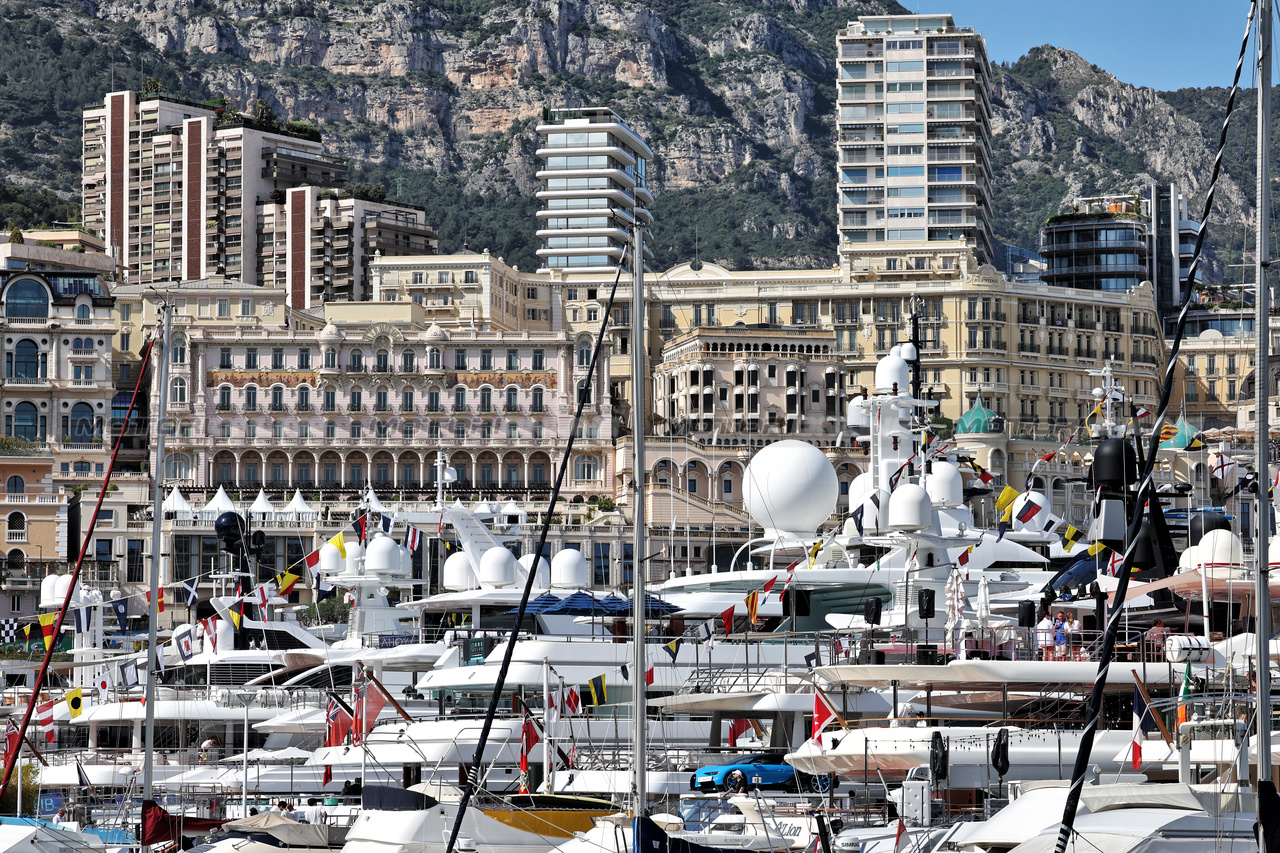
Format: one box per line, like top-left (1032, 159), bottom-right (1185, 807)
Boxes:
top-left (944, 0), bottom-right (1261, 91)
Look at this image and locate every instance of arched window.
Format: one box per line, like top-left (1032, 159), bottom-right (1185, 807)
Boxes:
top-left (12, 402), bottom-right (38, 441)
top-left (245, 385), bottom-right (258, 410)
top-left (402, 350), bottom-right (415, 372)
top-left (219, 420), bottom-right (231, 438)
top-left (5, 476), bottom-right (23, 495)
top-left (574, 455), bottom-right (600, 481)
top-left (375, 350), bottom-right (389, 372)
top-left (577, 380), bottom-right (592, 404)
top-left (5, 280), bottom-right (48, 318)
top-left (172, 339), bottom-right (187, 364)
top-left (479, 387), bottom-right (492, 412)
top-left (271, 385), bottom-right (284, 411)
top-left (532, 387), bottom-right (544, 412)
top-left (349, 349), bottom-right (364, 371)
top-left (6, 512), bottom-right (24, 538)
top-left (577, 340), bottom-right (592, 367)
top-left (76, 304), bottom-right (90, 320)
top-left (454, 387), bottom-right (466, 410)
top-left (6, 549), bottom-right (24, 575)
top-left (170, 377), bottom-right (187, 405)
top-left (219, 385), bottom-right (232, 410)
top-left (428, 349), bottom-right (441, 369)
top-left (165, 454), bottom-right (191, 480)
top-left (11, 339), bottom-right (39, 379)
top-left (505, 387), bottom-right (518, 411)
top-left (73, 461), bottom-right (90, 474)
top-left (80, 338), bottom-right (93, 351)
top-left (69, 402), bottom-right (94, 443)
top-left (324, 348), bottom-right (337, 369)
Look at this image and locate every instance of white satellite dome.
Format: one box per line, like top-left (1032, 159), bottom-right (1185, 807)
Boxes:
top-left (478, 547), bottom-right (518, 588)
top-left (442, 551), bottom-right (478, 591)
top-left (1192, 528), bottom-right (1244, 568)
top-left (212, 617), bottom-right (235, 656)
top-left (847, 472), bottom-right (874, 508)
top-left (319, 540), bottom-right (345, 575)
top-left (398, 544), bottom-right (412, 576)
top-left (887, 483), bottom-right (932, 532)
top-left (855, 487), bottom-right (892, 535)
top-left (846, 396), bottom-right (871, 429)
top-left (517, 554), bottom-right (551, 589)
top-left (874, 349), bottom-right (910, 394)
top-left (898, 341), bottom-right (918, 362)
top-left (924, 462), bottom-right (964, 507)
top-left (344, 539), bottom-right (365, 576)
top-left (39, 575), bottom-right (59, 609)
top-left (742, 440), bottom-right (838, 539)
top-left (1010, 491), bottom-right (1051, 531)
top-left (550, 549), bottom-right (590, 589)
top-left (364, 533), bottom-right (400, 574)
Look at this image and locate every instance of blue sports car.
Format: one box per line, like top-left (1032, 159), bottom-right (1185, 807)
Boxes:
top-left (690, 753), bottom-right (796, 792)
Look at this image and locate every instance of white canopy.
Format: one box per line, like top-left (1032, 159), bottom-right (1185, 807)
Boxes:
top-left (366, 488), bottom-right (391, 516)
top-left (249, 489), bottom-right (275, 516)
top-left (283, 489), bottom-right (317, 519)
top-left (500, 500), bottom-right (523, 517)
top-left (162, 487), bottom-right (193, 515)
top-left (200, 486), bottom-right (235, 518)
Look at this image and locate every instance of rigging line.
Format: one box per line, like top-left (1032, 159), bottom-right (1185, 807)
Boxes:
top-left (1053, 4), bottom-right (1258, 852)
top-left (444, 249), bottom-right (630, 853)
top-left (0, 334), bottom-right (158, 802)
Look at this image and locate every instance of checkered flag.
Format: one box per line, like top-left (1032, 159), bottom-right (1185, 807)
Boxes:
top-left (0, 620), bottom-right (15, 644)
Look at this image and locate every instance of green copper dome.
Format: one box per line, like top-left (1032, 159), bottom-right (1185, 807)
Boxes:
top-left (1160, 418), bottom-right (1205, 450)
top-left (956, 400), bottom-right (998, 435)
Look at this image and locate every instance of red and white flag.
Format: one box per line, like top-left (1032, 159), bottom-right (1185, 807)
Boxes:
top-left (36, 700), bottom-right (54, 744)
top-left (325, 697), bottom-right (353, 748)
top-left (406, 526), bottom-right (423, 551)
top-left (254, 584), bottom-right (272, 609)
top-left (1134, 407), bottom-right (1151, 419)
top-left (352, 684), bottom-right (388, 745)
top-left (812, 691), bottom-right (839, 743)
top-left (893, 818), bottom-right (910, 853)
top-left (562, 686), bottom-right (581, 716)
top-left (519, 710), bottom-right (541, 774)
top-left (202, 616), bottom-right (219, 652)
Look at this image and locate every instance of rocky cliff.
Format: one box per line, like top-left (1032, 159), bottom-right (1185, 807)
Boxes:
top-left (0, 1), bottom-right (1263, 276)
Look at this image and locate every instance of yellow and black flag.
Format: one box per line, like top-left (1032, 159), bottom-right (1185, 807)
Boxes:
top-left (66, 687), bottom-right (84, 718)
top-left (1062, 525), bottom-right (1084, 552)
top-left (587, 674), bottom-right (607, 707)
top-left (994, 485), bottom-right (1019, 516)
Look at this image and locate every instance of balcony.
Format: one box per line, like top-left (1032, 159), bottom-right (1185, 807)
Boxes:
top-left (1046, 346), bottom-right (1070, 357)
top-left (4, 376), bottom-right (50, 387)
top-left (1017, 343), bottom-right (1040, 354)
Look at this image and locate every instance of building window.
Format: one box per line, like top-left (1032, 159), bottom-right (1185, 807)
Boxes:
top-left (480, 349), bottom-right (493, 369)
top-left (402, 390), bottom-right (414, 411)
top-left (217, 299), bottom-right (230, 318)
top-left (5, 476), bottom-right (22, 495)
top-left (351, 421), bottom-right (363, 439)
top-left (171, 339), bottom-right (186, 364)
top-left (245, 348), bottom-right (258, 369)
top-left (272, 348), bottom-right (284, 369)
top-left (455, 349), bottom-right (467, 369)
top-left (574, 455), bottom-right (600, 481)
top-left (325, 421), bottom-right (335, 439)
top-left (170, 378), bottom-right (187, 404)
top-left (298, 348), bottom-right (311, 369)
top-left (219, 347), bottom-right (232, 368)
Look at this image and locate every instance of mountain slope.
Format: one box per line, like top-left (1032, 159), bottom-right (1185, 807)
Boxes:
top-left (0, 3), bottom-right (1266, 279)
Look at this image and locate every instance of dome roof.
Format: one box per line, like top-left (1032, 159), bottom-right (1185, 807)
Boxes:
top-left (319, 323), bottom-right (342, 343)
top-left (425, 323), bottom-right (450, 341)
top-left (956, 400), bottom-right (997, 435)
top-left (1160, 418), bottom-right (1205, 450)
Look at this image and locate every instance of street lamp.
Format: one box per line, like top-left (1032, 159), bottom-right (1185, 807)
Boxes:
top-left (234, 690), bottom-right (256, 817)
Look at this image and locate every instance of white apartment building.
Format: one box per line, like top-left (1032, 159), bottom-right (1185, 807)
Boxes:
top-left (535, 107), bottom-right (654, 275)
top-left (836, 13), bottom-right (995, 265)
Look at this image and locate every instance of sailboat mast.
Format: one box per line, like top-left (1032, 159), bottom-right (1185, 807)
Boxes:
top-left (1255, 0), bottom-right (1273, 785)
top-left (143, 299), bottom-right (173, 801)
top-left (630, 222), bottom-right (648, 816)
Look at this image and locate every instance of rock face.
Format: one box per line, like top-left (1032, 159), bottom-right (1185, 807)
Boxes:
top-left (0, 4), bottom-right (1262, 273)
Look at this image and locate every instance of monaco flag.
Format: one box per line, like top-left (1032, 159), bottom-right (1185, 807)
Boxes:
top-left (812, 691), bottom-right (839, 743)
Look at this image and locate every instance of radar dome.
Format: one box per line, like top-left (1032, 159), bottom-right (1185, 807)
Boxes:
top-left (518, 554), bottom-right (551, 589)
top-left (887, 483), bottom-right (932, 532)
top-left (319, 540), bottom-right (345, 574)
top-left (854, 487), bottom-right (891, 535)
top-left (1010, 491), bottom-right (1051, 531)
top-left (551, 549), bottom-right (591, 588)
top-left (478, 547), bottom-right (518, 588)
top-left (847, 472), bottom-right (874, 508)
top-left (1189, 511), bottom-right (1231, 547)
top-left (924, 462), bottom-right (964, 507)
top-left (846, 397), bottom-right (871, 429)
top-left (874, 351), bottom-right (910, 394)
top-left (344, 539), bottom-right (365, 576)
top-left (1194, 528), bottom-right (1243, 567)
top-left (364, 533), bottom-right (400, 574)
top-left (442, 551), bottom-right (478, 591)
top-left (742, 440), bottom-right (839, 539)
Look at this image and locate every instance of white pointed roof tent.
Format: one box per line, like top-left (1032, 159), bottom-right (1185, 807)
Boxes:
top-left (500, 500), bottom-right (527, 525)
top-left (162, 487), bottom-right (193, 518)
top-left (249, 489), bottom-right (275, 517)
top-left (200, 486), bottom-right (236, 519)
top-left (365, 488), bottom-right (391, 517)
top-left (282, 490), bottom-right (317, 520)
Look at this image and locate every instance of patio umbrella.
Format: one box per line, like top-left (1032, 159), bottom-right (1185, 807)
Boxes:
top-left (615, 593), bottom-right (682, 617)
top-left (944, 567), bottom-right (968, 652)
top-left (976, 575), bottom-right (991, 630)
top-left (505, 592), bottom-right (564, 615)
top-left (544, 591), bottom-right (619, 616)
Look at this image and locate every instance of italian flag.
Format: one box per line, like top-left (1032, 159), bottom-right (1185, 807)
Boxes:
top-left (1176, 660), bottom-right (1192, 727)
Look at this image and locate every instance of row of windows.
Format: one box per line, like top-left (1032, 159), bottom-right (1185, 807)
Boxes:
top-left (4, 402), bottom-right (96, 442)
top-left (194, 383), bottom-right (563, 411)
top-left (201, 417), bottom-right (576, 442)
top-left (202, 346), bottom-right (552, 372)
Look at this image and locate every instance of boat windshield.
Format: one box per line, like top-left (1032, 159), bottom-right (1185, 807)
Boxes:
top-left (677, 798), bottom-right (741, 831)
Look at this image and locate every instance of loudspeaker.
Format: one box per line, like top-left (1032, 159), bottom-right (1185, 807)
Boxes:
top-left (863, 597), bottom-right (882, 626)
top-left (918, 588), bottom-right (936, 620)
top-left (1018, 599), bottom-right (1036, 628)
top-left (917, 644), bottom-right (938, 665)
